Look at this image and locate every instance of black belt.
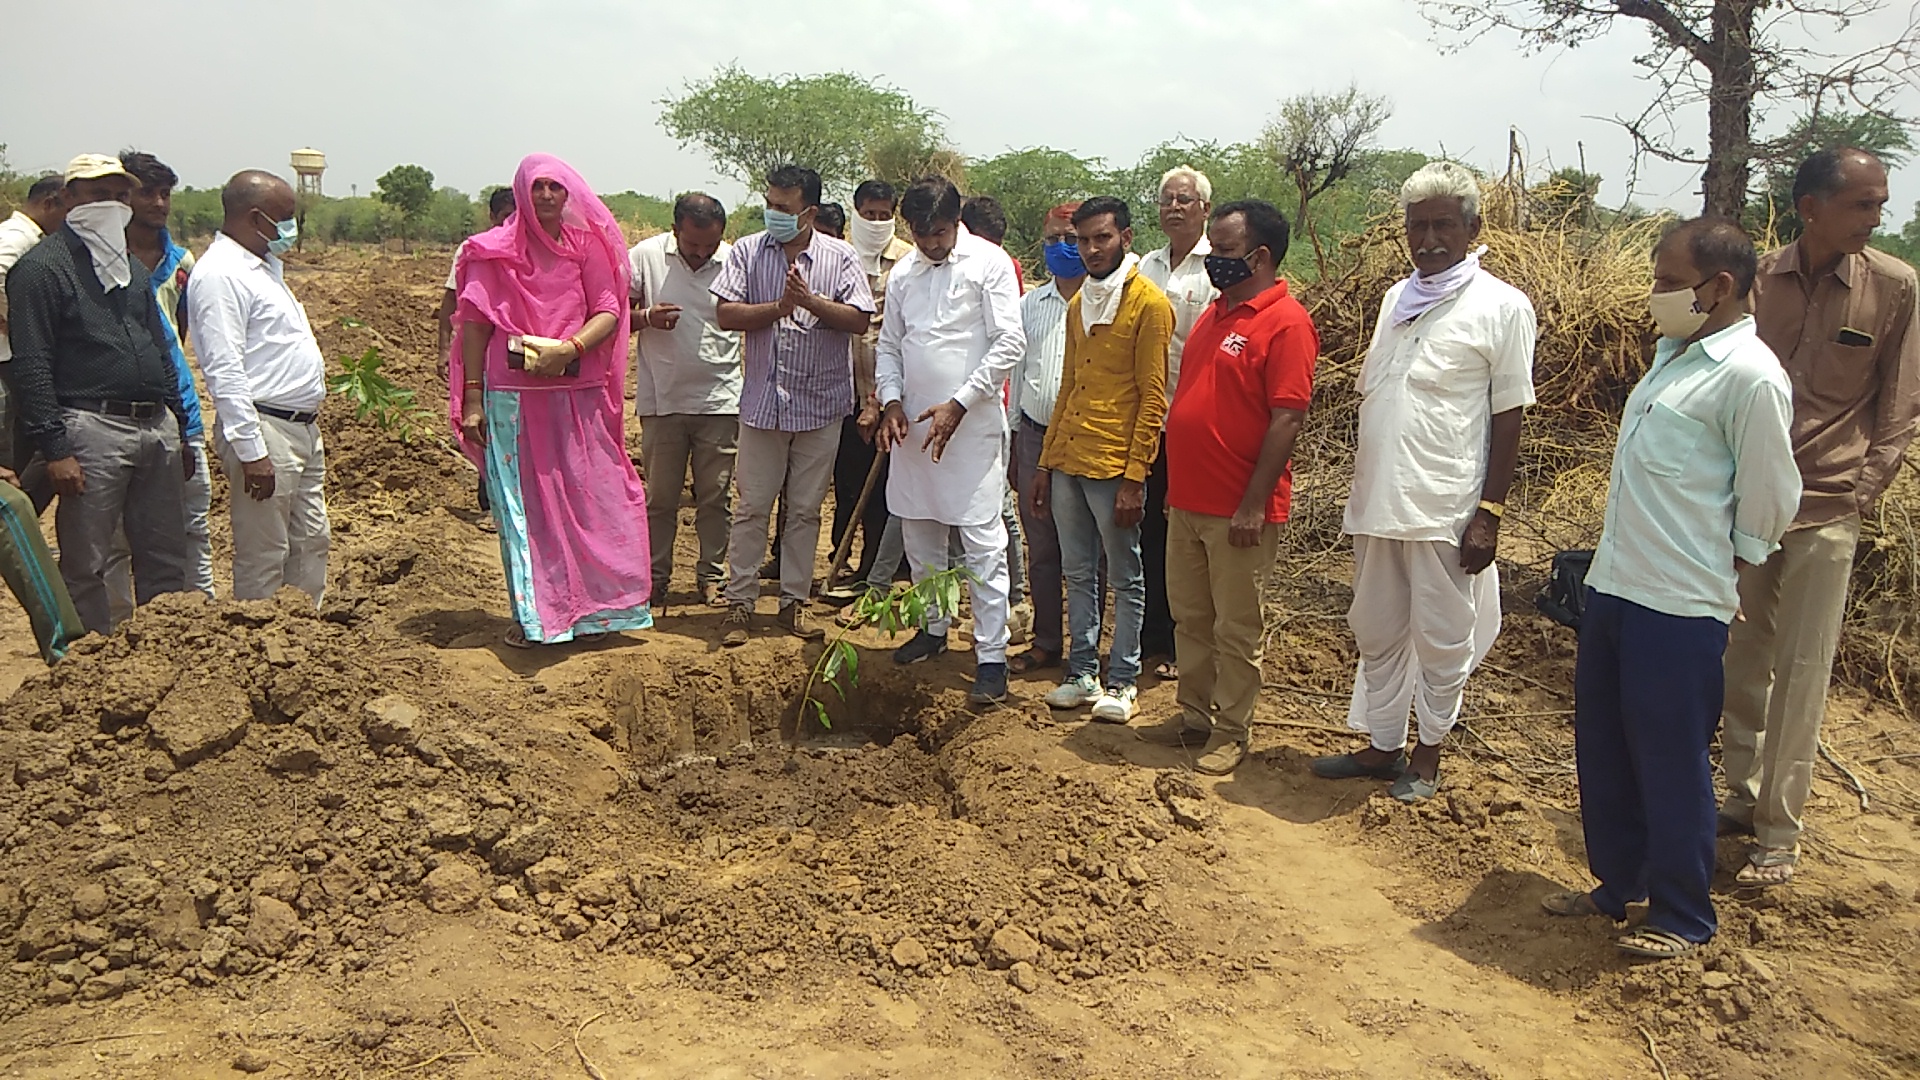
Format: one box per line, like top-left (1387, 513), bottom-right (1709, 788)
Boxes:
top-left (1019, 413), bottom-right (1048, 433)
top-left (61, 398), bottom-right (166, 420)
top-left (257, 404), bottom-right (319, 425)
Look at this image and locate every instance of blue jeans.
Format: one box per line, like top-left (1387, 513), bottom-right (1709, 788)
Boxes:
top-left (1051, 471), bottom-right (1144, 686)
top-left (1574, 589), bottom-right (1727, 944)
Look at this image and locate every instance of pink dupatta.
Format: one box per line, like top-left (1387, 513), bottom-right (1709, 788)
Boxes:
top-left (449, 153), bottom-right (632, 464)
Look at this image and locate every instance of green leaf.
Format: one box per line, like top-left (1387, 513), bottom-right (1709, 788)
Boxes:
top-left (838, 641), bottom-right (859, 684)
top-left (823, 644), bottom-right (845, 683)
top-left (811, 697), bottom-right (832, 731)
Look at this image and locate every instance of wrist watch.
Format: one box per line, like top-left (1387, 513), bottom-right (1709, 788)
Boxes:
top-left (1478, 500), bottom-right (1506, 520)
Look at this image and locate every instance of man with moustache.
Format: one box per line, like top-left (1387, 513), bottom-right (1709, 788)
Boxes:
top-left (1313, 161), bottom-right (1537, 802)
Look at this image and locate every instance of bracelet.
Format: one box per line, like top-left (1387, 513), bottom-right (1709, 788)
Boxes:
top-left (1478, 500), bottom-right (1506, 520)
top-left (568, 335), bottom-right (587, 356)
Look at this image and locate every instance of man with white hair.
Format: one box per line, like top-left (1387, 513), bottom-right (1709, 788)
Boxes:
top-left (1312, 161), bottom-right (1537, 802)
top-left (1137, 165), bottom-right (1220, 678)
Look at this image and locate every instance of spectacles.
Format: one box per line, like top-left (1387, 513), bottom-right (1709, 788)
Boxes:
top-left (1158, 193), bottom-right (1203, 208)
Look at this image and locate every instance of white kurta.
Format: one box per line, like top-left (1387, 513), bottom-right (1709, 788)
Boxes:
top-left (875, 226), bottom-right (1026, 526)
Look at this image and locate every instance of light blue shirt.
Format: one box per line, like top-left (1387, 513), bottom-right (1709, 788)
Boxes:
top-left (1010, 279), bottom-right (1071, 426)
top-left (1587, 316), bottom-right (1801, 623)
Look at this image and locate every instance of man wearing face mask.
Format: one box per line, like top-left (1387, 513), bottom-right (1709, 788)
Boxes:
top-left (1137, 166), bottom-right (1220, 680)
top-left (1721, 148), bottom-right (1920, 887)
top-left (1005, 203), bottom-right (1086, 676)
top-left (1314, 162), bottom-right (1535, 803)
top-left (876, 176), bottom-right (1025, 704)
top-left (1146, 200), bottom-right (1316, 774)
top-left (713, 164), bottom-right (876, 646)
top-left (1546, 218), bottom-right (1800, 961)
top-left (1034, 196), bottom-right (1173, 723)
top-left (836, 180), bottom-right (916, 590)
top-left (187, 170), bottom-right (330, 603)
top-left (2, 154), bottom-right (194, 634)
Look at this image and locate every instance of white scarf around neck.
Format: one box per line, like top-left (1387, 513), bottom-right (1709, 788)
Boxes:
top-left (1079, 252), bottom-right (1140, 334)
top-left (1389, 244), bottom-right (1487, 326)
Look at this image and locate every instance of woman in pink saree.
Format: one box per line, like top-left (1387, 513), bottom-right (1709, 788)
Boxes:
top-left (452, 154), bottom-right (651, 646)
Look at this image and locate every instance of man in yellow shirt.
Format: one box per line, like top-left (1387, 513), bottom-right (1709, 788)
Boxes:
top-left (1032, 196), bottom-right (1173, 722)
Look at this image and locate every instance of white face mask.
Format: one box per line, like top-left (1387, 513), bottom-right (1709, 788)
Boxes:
top-left (1649, 283), bottom-right (1712, 340)
top-left (850, 214), bottom-right (898, 260)
top-left (64, 201), bottom-right (135, 290)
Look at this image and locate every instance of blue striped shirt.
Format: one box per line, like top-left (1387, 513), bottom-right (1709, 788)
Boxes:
top-left (710, 230), bottom-right (875, 432)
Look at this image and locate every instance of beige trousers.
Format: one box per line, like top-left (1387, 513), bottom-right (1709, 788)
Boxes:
top-left (639, 413), bottom-right (739, 594)
top-left (1166, 508), bottom-right (1280, 740)
top-left (1721, 516), bottom-right (1859, 850)
top-left (216, 414), bottom-right (329, 603)
top-left (725, 422), bottom-right (839, 607)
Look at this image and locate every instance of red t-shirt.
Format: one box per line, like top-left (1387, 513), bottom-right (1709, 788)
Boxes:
top-left (1165, 281), bottom-right (1318, 523)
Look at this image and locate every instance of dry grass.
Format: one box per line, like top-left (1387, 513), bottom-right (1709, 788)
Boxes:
top-left (1281, 177), bottom-right (1920, 713)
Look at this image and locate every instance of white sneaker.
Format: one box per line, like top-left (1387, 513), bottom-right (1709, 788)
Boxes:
top-left (1045, 673), bottom-right (1101, 710)
top-left (1090, 685), bottom-right (1138, 724)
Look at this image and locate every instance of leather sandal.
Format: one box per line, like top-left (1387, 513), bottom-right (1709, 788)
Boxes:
top-left (1007, 647), bottom-right (1061, 675)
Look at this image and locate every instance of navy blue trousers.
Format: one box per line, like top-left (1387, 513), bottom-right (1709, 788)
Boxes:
top-left (1574, 589), bottom-right (1729, 944)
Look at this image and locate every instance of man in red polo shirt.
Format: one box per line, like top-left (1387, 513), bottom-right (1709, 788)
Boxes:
top-left (1140, 199), bottom-right (1316, 774)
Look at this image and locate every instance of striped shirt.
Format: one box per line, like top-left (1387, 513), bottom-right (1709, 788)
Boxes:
top-left (710, 229), bottom-right (875, 432)
top-left (1010, 279), bottom-right (1071, 427)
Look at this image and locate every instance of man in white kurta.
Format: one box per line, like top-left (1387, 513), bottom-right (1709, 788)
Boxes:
top-left (1314, 162), bottom-right (1537, 803)
top-left (876, 178), bottom-right (1025, 705)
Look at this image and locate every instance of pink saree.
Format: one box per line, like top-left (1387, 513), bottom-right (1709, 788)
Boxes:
top-left (450, 154), bottom-right (651, 642)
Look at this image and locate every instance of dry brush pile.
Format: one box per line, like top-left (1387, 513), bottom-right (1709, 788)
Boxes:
top-left (1287, 180), bottom-right (1920, 711)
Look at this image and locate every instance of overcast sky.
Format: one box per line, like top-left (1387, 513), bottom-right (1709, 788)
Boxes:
top-left (7, 0), bottom-right (1918, 226)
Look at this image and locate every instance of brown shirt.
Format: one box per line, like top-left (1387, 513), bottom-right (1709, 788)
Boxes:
top-left (1752, 242), bottom-right (1920, 527)
top-left (850, 236), bottom-right (915, 409)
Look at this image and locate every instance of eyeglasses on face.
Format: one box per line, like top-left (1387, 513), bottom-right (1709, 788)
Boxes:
top-left (1158, 193), bottom-right (1202, 208)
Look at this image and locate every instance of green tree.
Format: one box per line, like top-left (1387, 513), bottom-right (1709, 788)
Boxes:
top-left (374, 164), bottom-right (436, 250)
top-left (1745, 111), bottom-right (1915, 239)
top-left (1533, 167), bottom-right (1604, 226)
top-left (1262, 85), bottom-right (1393, 276)
top-left (658, 65), bottom-right (942, 195)
top-left (965, 147), bottom-right (1107, 266)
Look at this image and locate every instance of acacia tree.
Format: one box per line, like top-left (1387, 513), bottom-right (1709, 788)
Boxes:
top-left (965, 147), bottom-right (1107, 265)
top-left (1747, 109), bottom-right (1914, 235)
top-left (658, 66), bottom-right (943, 195)
top-left (1261, 85), bottom-right (1393, 276)
top-left (1420, 0), bottom-right (1920, 217)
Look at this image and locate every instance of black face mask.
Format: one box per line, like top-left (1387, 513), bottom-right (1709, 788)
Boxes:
top-left (1204, 247), bottom-right (1263, 291)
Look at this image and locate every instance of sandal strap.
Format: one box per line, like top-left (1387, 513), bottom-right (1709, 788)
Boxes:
top-left (1618, 927), bottom-right (1697, 957)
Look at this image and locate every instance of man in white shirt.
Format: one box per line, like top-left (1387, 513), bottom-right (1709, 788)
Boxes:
top-left (1006, 202), bottom-right (1084, 675)
top-left (631, 193), bottom-right (742, 608)
top-left (187, 170), bottom-right (329, 602)
top-left (876, 176), bottom-right (1026, 705)
top-left (1546, 218), bottom-right (1799, 961)
top-left (0, 174), bottom-right (66, 488)
top-left (1312, 162), bottom-right (1537, 803)
top-left (1138, 166), bottom-right (1221, 676)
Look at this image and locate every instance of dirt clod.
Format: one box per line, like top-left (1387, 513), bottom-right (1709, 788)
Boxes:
top-left (422, 863), bottom-right (487, 914)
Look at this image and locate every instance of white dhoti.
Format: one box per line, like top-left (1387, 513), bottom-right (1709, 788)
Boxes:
top-left (1344, 534), bottom-right (1501, 750)
top-left (903, 516), bottom-right (1010, 663)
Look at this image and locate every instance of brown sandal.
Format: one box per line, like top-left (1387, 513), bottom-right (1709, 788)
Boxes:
top-left (1007, 648), bottom-right (1061, 675)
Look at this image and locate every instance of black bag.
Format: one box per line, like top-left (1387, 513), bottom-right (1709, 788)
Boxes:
top-left (1536, 549), bottom-right (1594, 630)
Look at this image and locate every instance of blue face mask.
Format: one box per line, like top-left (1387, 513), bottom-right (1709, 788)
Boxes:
top-left (1043, 238), bottom-right (1085, 280)
top-left (255, 210), bottom-right (298, 256)
top-left (765, 208), bottom-right (805, 244)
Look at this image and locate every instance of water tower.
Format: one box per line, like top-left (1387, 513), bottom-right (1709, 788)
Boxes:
top-left (290, 148), bottom-right (327, 198)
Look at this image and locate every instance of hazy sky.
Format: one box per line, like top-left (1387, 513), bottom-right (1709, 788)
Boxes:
top-left (7, 0), bottom-right (1917, 225)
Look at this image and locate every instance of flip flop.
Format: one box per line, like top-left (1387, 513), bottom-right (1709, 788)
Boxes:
top-left (1617, 927), bottom-right (1700, 960)
top-left (1540, 890), bottom-right (1608, 918)
top-left (1151, 658), bottom-right (1179, 680)
top-left (503, 626), bottom-right (535, 650)
top-left (1735, 846), bottom-right (1798, 887)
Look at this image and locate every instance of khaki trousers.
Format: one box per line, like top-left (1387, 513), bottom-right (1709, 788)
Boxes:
top-left (1721, 516), bottom-right (1859, 850)
top-left (639, 413), bottom-right (738, 595)
top-left (1166, 507), bottom-right (1279, 740)
top-left (725, 422), bottom-right (840, 607)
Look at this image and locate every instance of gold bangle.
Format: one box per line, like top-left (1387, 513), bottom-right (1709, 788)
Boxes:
top-left (1478, 500), bottom-right (1506, 519)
